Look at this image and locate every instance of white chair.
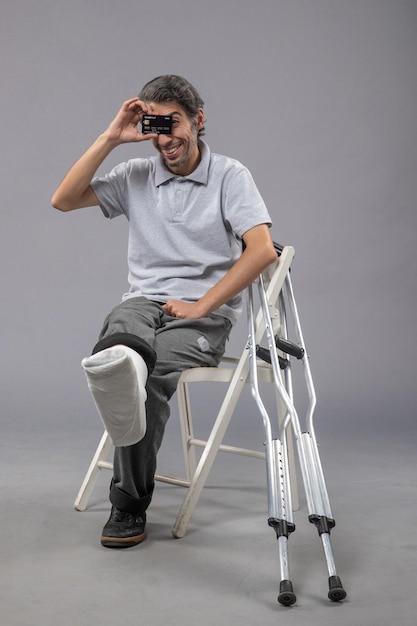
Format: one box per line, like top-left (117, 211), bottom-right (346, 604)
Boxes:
top-left (74, 245), bottom-right (298, 517)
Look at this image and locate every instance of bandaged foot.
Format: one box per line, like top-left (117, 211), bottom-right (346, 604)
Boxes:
top-left (81, 345), bottom-right (148, 447)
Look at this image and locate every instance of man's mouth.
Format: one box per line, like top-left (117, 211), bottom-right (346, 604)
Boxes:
top-left (163, 143), bottom-right (182, 157)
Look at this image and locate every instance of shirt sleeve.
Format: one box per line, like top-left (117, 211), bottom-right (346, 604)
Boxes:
top-left (221, 162), bottom-right (272, 238)
top-left (91, 162), bottom-right (129, 220)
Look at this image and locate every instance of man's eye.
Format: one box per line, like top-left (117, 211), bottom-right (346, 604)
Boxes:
top-left (172, 119), bottom-right (179, 126)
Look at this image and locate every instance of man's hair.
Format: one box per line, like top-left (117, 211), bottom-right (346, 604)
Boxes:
top-left (139, 74), bottom-right (205, 136)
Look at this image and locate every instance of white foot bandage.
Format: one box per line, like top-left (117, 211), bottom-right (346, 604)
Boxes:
top-left (81, 345), bottom-right (148, 447)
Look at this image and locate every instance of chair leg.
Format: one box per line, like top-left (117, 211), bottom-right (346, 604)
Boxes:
top-left (172, 364), bottom-right (248, 538)
top-left (74, 431), bottom-right (112, 511)
top-left (176, 378), bottom-right (198, 482)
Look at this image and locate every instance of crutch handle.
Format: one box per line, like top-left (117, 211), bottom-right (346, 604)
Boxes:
top-left (275, 336), bottom-right (305, 360)
top-left (256, 346), bottom-right (288, 370)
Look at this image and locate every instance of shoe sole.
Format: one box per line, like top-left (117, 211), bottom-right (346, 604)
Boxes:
top-left (100, 532), bottom-right (146, 549)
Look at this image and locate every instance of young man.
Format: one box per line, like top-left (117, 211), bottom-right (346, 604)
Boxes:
top-left (52, 75), bottom-right (276, 548)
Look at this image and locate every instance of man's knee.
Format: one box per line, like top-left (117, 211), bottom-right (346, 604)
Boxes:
top-left (92, 332), bottom-right (157, 375)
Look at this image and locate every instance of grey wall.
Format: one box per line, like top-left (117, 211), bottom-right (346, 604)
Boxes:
top-left (1, 0), bottom-right (416, 440)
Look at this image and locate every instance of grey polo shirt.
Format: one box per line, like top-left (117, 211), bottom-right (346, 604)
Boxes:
top-left (91, 141), bottom-right (272, 324)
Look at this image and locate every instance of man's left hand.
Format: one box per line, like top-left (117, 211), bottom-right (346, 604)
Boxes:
top-left (162, 300), bottom-right (207, 319)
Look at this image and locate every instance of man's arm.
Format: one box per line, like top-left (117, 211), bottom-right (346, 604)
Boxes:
top-left (162, 223), bottom-right (277, 319)
top-left (51, 97), bottom-right (156, 212)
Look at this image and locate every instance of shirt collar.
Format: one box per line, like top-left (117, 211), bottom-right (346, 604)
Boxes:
top-left (154, 140), bottom-right (210, 186)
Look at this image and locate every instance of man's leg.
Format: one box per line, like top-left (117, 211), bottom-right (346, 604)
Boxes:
top-left (103, 312), bottom-right (232, 548)
top-left (81, 298), bottom-right (160, 451)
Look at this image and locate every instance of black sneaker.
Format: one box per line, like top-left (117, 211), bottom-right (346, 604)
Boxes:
top-left (101, 506), bottom-right (146, 549)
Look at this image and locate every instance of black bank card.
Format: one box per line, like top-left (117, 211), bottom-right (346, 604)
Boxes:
top-left (142, 115), bottom-right (173, 134)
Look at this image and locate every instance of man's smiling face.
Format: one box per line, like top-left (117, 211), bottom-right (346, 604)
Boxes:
top-left (146, 101), bottom-right (204, 176)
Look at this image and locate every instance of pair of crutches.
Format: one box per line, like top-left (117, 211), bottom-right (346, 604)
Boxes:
top-left (248, 247), bottom-right (346, 606)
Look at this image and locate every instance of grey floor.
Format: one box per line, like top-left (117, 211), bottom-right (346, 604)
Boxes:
top-left (2, 400), bottom-right (416, 626)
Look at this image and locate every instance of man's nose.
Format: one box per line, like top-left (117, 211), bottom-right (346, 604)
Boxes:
top-left (157, 133), bottom-right (172, 146)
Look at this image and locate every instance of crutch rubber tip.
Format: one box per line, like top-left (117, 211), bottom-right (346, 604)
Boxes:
top-left (278, 580), bottom-right (296, 606)
top-left (328, 575), bottom-right (347, 602)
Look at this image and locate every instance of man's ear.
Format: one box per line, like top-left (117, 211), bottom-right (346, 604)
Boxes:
top-left (196, 108), bottom-right (205, 131)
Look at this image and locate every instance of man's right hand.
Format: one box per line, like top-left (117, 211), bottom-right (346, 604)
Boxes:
top-left (51, 97), bottom-right (158, 211)
top-left (104, 97), bottom-right (157, 145)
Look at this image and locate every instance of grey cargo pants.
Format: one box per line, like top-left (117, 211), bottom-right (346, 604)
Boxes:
top-left (93, 297), bottom-right (232, 517)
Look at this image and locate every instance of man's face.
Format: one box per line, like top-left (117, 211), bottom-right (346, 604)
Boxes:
top-left (146, 102), bottom-right (204, 176)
